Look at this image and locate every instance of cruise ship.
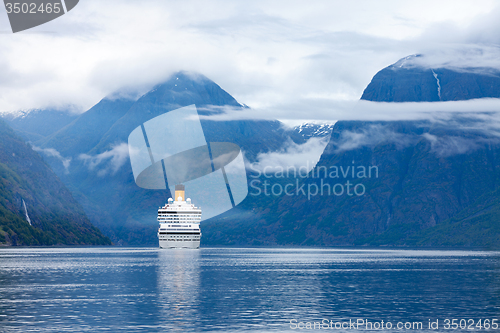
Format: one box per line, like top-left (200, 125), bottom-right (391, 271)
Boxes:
top-left (157, 184), bottom-right (202, 249)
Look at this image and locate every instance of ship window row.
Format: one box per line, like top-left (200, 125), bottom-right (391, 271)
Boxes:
top-left (159, 211), bottom-right (201, 214)
top-left (158, 219), bottom-right (201, 222)
top-left (158, 209), bottom-right (201, 215)
top-left (160, 236), bottom-right (201, 239)
top-left (159, 224), bottom-right (198, 227)
top-left (160, 234), bottom-right (201, 238)
top-left (158, 216), bottom-right (201, 218)
top-left (158, 216), bottom-right (200, 218)
top-left (160, 228), bottom-right (200, 234)
top-left (158, 219), bottom-right (201, 220)
top-left (158, 216), bottom-right (201, 219)
top-left (160, 211), bottom-right (200, 214)
top-left (159, 219), bottom-right (200, 222)
top-left (158, 215), bottom-right (201, 218)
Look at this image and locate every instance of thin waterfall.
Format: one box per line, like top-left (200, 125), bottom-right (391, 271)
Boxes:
top-left (22, 199), bottom-right (32, 226)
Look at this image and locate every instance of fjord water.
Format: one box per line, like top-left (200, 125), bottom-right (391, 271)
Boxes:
top-left (0, 248), bottom-right (498, 332)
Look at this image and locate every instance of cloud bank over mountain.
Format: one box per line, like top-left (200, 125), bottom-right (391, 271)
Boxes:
top-left (0, 0), bottom-right (499, 123)
top-left (201, 99), bottom-right (500, 123)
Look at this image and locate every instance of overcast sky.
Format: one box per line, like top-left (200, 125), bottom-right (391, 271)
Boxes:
top-left (0, 0), bottom-right (499, 122)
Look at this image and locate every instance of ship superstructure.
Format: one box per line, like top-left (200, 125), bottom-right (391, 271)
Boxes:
top-left (157, 184), bottom-right (202, 249)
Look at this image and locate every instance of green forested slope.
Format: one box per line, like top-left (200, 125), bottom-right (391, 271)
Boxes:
top-left (0, 119), bottom-right (111, 246)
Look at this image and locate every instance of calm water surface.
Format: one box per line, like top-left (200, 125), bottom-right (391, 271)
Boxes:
top-left (0, 248), bottom-right (499, 332)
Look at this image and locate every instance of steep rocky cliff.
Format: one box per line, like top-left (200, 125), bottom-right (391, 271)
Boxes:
top-left (203, 56), bottom-right (500, 249)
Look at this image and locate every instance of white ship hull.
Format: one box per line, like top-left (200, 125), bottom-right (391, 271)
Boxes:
top-left (159, 238), bottom-right (200, 249)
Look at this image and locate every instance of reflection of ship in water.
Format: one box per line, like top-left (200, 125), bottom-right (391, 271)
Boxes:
top-left (157, 249), bottom-right (201, 330)
top-left (157, 184), bottom-right (202, 249)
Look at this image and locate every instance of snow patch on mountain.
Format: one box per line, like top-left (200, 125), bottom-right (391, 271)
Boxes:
top-left (292, 122), bottom-right (336, 139)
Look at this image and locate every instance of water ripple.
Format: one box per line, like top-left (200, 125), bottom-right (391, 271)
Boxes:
top-left (0, 248), bottom-right (498, 332)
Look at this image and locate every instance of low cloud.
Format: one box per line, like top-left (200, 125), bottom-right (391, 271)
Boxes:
top-left (324, 121), bottom-right (500, 157)
top-left (395, 47), bottom-right (500, 72)
top-left (1, 0), bottom-right (499, 122)
top-left (79, 143), bottom-right (130, 177)
top-left (330, 124), bottom-right (417, 153)
top-left (200, 98), bottom-right (500, 123)
top-left (249, 137), bottom-right (330, 175)
top-left (422, 133), bottom-right (498, 157)
top-left (31, 146), bottom-right (71, 173)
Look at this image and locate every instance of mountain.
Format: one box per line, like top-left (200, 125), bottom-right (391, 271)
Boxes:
top-left (39, 72), bottom-right (305, 159)
top-left (0, 119), bottom-right (111, 246)
top-left (361, 54), bottom-right (500, 102)
top-left (204, 119), bottom-right (500, 248)
top-left (3, 108), bottom-right (79, 142)
top-left (203, 55), bottom-right (500, 249)
top-left (21, 72), bottom-right (309, 245)
top-left (37, 98), bottom-right (135, 157)
top-left (16, 62), bottom-right (497, 249)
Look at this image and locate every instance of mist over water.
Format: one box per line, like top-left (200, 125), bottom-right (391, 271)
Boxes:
top-left (0, 248), bottom-right (498, 332)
